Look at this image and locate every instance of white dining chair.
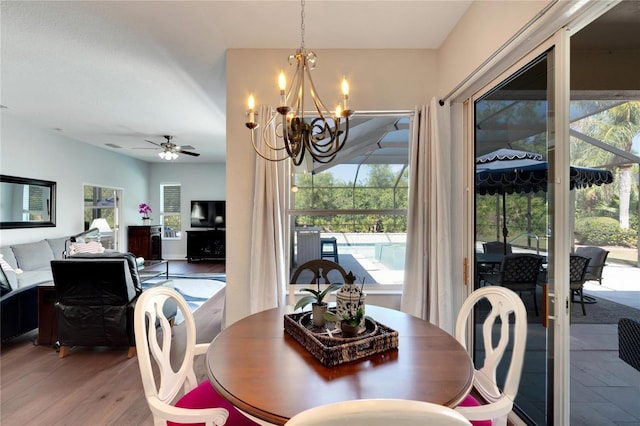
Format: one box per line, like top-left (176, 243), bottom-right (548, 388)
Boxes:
top-left (454, 286), bottom-right (527, 426)
top-left (134, 286), bottom-right (259, 426)
top-left (285, 399), bottom-right (472, 425)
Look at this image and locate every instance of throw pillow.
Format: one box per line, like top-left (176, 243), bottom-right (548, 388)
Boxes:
top-left (69, 242), bottom-right (105, 255)
top-left (0, 254), bottom-right (22, 274)
top-left (10, 240), bottom-right (54, 271)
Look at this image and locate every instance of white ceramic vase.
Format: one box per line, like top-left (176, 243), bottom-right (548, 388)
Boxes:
top-left (335, 283), bottom-right (366, 327)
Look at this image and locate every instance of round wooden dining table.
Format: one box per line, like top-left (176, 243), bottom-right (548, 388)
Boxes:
top-left (206, 305), bottom-right (474, 425)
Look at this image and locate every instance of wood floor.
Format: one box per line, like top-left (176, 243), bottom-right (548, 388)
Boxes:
top-left (0, 260), bottom-right (225, 426)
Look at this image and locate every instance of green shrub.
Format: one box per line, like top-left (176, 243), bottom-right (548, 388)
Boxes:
top-left (575, 217), bottom-right (638, 247)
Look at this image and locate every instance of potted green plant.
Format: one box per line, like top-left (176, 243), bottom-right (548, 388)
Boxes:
top-left (324, 306), bottom-right (365, 337)
top-left (323, 276), bottom-right (368, 337)
top-left (294, 282), bottom-right (342, 327)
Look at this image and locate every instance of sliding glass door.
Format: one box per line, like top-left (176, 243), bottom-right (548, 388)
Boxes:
top-left (473, 50), bottom-right (556, 424)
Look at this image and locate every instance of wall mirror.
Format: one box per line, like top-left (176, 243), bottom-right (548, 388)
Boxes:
top-left (0, 175), bottom-right (56, 228)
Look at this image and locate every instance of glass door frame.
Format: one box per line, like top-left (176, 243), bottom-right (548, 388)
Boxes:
top-left (466, 32), bottom-right (573, 425)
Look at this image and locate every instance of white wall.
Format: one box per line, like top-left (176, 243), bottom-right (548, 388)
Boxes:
top-left (149, 163), bottom-right (226, 259)
top-left (0, 114), bottom-right (150, 247)
top-left (0, 115), bottom-right (225, 260)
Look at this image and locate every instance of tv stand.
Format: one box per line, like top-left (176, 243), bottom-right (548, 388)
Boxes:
top-left (186, 230), bottom-right (225, 262)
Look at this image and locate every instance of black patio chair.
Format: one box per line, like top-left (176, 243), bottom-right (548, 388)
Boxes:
top-left (484, 253), bottom-right (543, 316)
top-left (569, 254), bottom-right (591, 315)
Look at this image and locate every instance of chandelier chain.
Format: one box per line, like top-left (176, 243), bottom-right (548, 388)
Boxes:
top-left (245, 0), bottom-right (353, 165)
top-left (300, 0), bottom-right (305, 49)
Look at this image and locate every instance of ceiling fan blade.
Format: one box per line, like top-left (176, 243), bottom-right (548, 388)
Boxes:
top-left (178, 149), bottom-right (200, 157)
top-left (144, 139), bottom-right (163, 147)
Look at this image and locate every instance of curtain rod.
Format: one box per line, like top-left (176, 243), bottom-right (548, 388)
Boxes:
top-left (438, 0), bottom-right (559, 106)
top-left (302, 110), bottom-right (414, 117)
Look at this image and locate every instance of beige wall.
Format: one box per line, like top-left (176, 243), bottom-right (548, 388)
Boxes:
top-left (225, 2), bottom-right (558, 326)
top-left (437, 0), bottom-right (551, 99)
top-left (225, 49), bottom-right (437, 324)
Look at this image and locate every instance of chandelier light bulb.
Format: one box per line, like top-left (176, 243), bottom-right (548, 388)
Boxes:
top-left (278, 72), bottom-right (287, 105)
top-left (341, 77), bottom-right (350, 110)
top-left (247, 94), bottom-right (256, 123)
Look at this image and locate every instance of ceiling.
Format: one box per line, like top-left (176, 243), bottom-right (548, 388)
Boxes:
top-left (2, 1), bottom-right (637, 166)
top-left (0, 0), bottom-right (472, 164)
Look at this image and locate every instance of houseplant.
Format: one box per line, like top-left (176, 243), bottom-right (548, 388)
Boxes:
top-left (294, 282), bottom-right (342, 327)
top-left (323, 274), bottom-right (367, 337)
top-left (138, 203), bottom-right (152, 224)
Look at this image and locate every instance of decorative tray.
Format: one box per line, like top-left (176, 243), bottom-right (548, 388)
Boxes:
top-left (284, 310), bottom-right (399, 367)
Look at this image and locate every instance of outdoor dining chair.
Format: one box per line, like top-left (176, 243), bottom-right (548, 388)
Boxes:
top-left (482, 241), bottom-right (513, 255)
top-left (569, 254), bottom-right (591, 315)
top-left (483, 253), bottom-right (543, 316)
top-left (575, 246), bottom-right (609, 285)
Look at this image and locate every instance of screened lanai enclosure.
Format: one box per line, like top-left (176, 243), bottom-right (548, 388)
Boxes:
top-left (289, 114), bottom-right (411, 285)
top-left (475, 91), bottom-right (640, 264)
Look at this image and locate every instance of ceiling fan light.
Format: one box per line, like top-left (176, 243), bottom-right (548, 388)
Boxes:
top-left (158, 151), bottom-right (166, 159)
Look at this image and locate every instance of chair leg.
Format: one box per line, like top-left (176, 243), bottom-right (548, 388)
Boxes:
top-left (532, 290), bottom-right (539, 316)
top-left (127, 346), bottom-right (136, 358)
top-left (59, 345), bottom-right (68, 358)
top-left (579, 289), bottom-right (586, 315)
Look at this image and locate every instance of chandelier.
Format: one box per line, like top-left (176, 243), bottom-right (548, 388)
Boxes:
top-left (245, 0), bottom-right (353, 166)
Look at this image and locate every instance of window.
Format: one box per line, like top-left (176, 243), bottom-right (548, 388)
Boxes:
top-left (289, 115), bottom-right (410, 287)
top-left (83, 185), bottom-right (121, 250)
top-left (161, 184), bottom-right (181, 239)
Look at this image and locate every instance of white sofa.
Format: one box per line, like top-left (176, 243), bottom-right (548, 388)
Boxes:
top-left (1, 237), bottom-right (69, 341)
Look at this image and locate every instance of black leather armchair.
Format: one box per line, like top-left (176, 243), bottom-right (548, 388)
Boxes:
top-left (51, 256), bottom-right (142, 358)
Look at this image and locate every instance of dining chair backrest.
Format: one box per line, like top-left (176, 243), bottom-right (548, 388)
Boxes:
top-left (499, 253), bottom-right (543, 285)
top-left (483, 241), bottom-right (513, 255)
top-left (569, 254), bottom-right (590, 286)
top-left (288, 259), bottom-right (350, 307)
top-left (134, 286), bottom-right (232, 426)
top-left (455, 286), bottom-right (527, 426)
top-left (285, 399), bottom-right (472, 426)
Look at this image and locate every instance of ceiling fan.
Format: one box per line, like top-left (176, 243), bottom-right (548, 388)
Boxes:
top-left (136, 135), bottom-right (200, 160)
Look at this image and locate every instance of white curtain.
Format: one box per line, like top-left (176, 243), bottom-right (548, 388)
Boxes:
top-left (401, 98), bottom-right (454, 332)
top-left (249, 106), bottom-right (288, 313)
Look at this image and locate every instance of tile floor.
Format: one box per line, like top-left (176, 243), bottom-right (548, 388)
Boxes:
top-left (570, 264), bottom-right (640, 425)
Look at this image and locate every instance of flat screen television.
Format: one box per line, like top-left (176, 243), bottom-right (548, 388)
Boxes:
top-left (190, 200), bottom-right (226, 229)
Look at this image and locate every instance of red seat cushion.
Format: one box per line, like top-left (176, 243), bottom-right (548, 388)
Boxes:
top-left (458, 395), bottom-right (493, 426)
top-left (168, 381), bottom-right (259, 426)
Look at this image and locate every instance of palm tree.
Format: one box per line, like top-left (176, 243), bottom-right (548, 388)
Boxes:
top-left (572, 101), bottom-right (640, 229)
top-left (595, 102), bottom-right (640, 229)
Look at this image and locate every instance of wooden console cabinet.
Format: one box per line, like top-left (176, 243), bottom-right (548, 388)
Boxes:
top-left (128, 225), bottom-right (162, 260)
top-left (37, 283), bottom-right (57, 346)
top-left (186, 230), bottom-right (225, 262)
